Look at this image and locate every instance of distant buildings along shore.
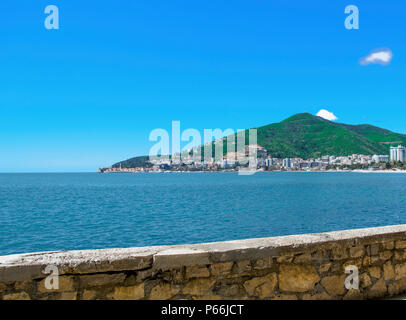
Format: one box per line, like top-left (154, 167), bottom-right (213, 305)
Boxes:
top-left (98, 145), bottom-right (406, 173)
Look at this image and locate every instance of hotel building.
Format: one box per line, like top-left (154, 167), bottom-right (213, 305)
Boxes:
top-left (390, 145), bottom-right (406, 163)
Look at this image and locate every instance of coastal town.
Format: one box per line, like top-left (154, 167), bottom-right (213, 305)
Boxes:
top-left (98, 145), bottom-right (406, 173)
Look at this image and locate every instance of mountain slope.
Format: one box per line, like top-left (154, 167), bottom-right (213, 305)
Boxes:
top-left (113, 113), bottom-right (406, 167)
top-left (254, 113), bottom-right (406, 158)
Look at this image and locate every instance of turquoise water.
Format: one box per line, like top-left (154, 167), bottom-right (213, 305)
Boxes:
top-left (1, 172), bottom-right (405, 256)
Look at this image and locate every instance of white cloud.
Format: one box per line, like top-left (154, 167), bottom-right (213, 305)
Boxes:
top-left (316, 109), bottom-right (338, 121)
top-left (360, 48), bottom-right (393, 66)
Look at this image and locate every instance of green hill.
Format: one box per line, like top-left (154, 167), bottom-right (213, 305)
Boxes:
top-left (254, 113), bottom-right (406, 158)
top-left (113, 113), bottom-right (406, 167)
top-left (112, 156), bottom-right (151, 169)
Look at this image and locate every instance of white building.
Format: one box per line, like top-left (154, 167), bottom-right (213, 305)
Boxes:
top-left (372, 155), bottom-right (390, 163)
top-left (265, 158), bottom-right (274, 167)
top-left (390, 145), bottom-right (406, 162)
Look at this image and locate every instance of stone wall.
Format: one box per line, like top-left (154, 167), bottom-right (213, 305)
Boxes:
top-left (2, 225), bottom-right (406, 300)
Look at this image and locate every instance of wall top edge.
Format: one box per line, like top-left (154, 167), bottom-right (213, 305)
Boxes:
top-left (1, 224), bottom-right (406, 270)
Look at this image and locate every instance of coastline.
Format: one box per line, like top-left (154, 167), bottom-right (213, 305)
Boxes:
top-left (352, 169), bottom-right (406, 174)
top-left (98, 169), bottom-right (406, 174)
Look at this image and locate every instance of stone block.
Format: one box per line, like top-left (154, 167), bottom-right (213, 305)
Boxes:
top-left (182, 278), bottom-right (216, 296)
top-left (368, 266), bottom-right (381, 279)
top-left (383, 241), bottom-right (394, 250)
top-left (153, 248), bottom-right (210, 269)
top-left (396, 240), bottom-right (406, 249)
top-left (321, 275), bottom-right (346, 296)
top-left (395, 250), bottom-right (406, 261)
top-left (279, 265), bottom-right (320, 293)
top-left (107, 284), bottom-right (144, 300)
top-left (232, 260), bottom-right (251, 274)
top-left (349, 246), bottom-right (365, 258)
top-left (74, 256), bottom-right (153, 274)
top-left (243, 273), bottom-right (277, 298)
top-left (0, 265), bottom-right (44, 283)
top-left (379, 251), bottom-right (393, 261)
top-left (395, 262), bottom-right (406, 280)
top-left (383, 261), bottom-right (395, 281)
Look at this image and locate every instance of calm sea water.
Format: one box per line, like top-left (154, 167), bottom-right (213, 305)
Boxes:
top-left (1, 172), bottom-right (405, 256)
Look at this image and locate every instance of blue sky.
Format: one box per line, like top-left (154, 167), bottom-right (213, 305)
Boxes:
top-left (0, 0), bottom-right (405, 172)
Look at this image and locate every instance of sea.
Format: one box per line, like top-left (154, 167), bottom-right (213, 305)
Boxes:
top-left (1, 172), bottom-right (405, 256)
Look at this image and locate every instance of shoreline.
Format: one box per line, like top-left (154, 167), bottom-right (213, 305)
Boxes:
top-left (351, 169), bottom-right (406, 174)
top-left (99, 169), bottom-right (406, 174)
top-left (1, 170), bottom-right (406, 174)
